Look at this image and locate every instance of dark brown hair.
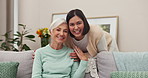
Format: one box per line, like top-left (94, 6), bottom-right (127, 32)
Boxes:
top-left (66, 9), bottom-right (90, 38)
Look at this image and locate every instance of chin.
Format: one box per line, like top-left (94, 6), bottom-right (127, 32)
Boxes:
top-left (73, 33), bottom-right (82, 37)
top-left (57, 40), bottom-right (66, 44)
top-left (74, 35), bottom-right (82, 38)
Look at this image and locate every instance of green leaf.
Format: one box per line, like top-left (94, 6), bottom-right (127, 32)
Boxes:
top-left (8, 41), bottom-right (14, 43)
top-left (1, 42), bottom-right (11, 51)
top-left (14, 34), bottom-right (19, 36)
top-left (0, 39), bottom-right (3, 42)
top-left (3, 31), bottom-right (11, 38)
top-left (18, 24), bottom-right (26, 29)
top-left (4, 46), bottom-right (11, 51)
top-left (30, 39), bottom-right (36, 42)
top-left (1, 42), bottom-right (6, 47)
top-left (13, 38), bottom-right (19, 41)
top-left (17, 31), bottom-right (22, 37)
top-left (13, 48), bottom-right (19, 52)
top-left (22, 44), bottom-right (31, 51)
top-left (18, 24), bottom-right (25, 26)
top-left (17, 41), bottom-right (21, 46)
top-left (25, 35), bottom-right (35, 38)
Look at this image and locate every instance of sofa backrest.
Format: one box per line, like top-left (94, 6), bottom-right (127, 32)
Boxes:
top-left (0, 50), bottom-right (34, 78)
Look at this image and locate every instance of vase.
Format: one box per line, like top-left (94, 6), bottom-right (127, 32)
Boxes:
top-left (41, 37), bottom-right (49, 47)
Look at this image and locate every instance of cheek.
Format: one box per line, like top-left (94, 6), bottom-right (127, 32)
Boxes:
top-left (80, 24), bottom-right (84, 29)
top-left (69, 27), bottom-right (73, 32)
top-left (65, 33), bottom-right (68, 37)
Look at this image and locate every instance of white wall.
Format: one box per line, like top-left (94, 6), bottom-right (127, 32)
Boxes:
top-left (18, 0), bottom-right (148, 52)
top-left (0, 0), bottom-right (6, 36)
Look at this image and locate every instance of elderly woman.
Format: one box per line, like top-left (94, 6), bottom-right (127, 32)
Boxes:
top-left (32, 18), bottom-right (88, 78)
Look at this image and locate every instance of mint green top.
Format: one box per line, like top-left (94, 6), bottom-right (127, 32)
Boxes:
top-left (32, 44), bottom-right (88, 78)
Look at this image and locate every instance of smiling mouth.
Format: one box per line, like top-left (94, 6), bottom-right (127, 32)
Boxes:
top-left (57, 36), bottom-right (65, 40)
top-left (74, 29), bottom-right (81, 34)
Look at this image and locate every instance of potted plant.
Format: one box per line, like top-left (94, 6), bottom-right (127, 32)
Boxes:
top-left (36, 28), bottom-right (50, 47)
top-left (0, 24), bottom-right (36, 51)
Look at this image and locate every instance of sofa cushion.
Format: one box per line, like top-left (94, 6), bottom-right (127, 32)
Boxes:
top-left (0, 50), bottom-right (34, 78)
top-left (97, 52), bottom-right (117, 78)
top-left (113, 52), bottom-right (148, 71)
top-left (0, 62), bottom-right (19, 78)
top-left (111, 71), bottom-right (148, 78)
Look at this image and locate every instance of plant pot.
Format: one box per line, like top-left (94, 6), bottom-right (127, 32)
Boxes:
top-left (41, 37), bottom-right (49, 47)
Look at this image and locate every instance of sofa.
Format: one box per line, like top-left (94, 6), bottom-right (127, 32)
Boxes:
top-left (0, 51), bottom-right (147, 78)
top-left (97, 52), bottom-right (148, 78)
top-left (0, 50), bottom-right (34, 78)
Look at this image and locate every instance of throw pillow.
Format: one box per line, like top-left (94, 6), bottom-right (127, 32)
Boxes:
top-left (0, 62), bottom-right (19, 78)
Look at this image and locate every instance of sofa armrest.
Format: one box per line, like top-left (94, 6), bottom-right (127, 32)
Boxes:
top-left (97, 52), bottom-right (117, 78)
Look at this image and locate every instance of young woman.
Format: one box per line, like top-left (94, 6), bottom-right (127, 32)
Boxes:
top-left (32, 18), bottom-right (88, 78)
top-left (66, 9), bottom-right (119, 78)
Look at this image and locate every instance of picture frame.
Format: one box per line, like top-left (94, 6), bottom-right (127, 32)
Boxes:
top-left (51, 13), bottom-right (119, 40)
top-left (87, 16), bottom-right (119, 40)
top-left (51, 13), bottom-right (67, 23)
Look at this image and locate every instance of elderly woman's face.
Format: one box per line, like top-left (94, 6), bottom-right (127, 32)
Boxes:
top-left (51, 23), bottom-right (68, 44)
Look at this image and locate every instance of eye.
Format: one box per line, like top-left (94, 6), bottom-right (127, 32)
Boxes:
top-left (77, 21), bottom-right (82, 25)
top-left (64, 30), bottom-right (68, 33)
top-left (56, 28), bottom-right (61, 31)
top-left (69, 23), bottom-right (74, 26)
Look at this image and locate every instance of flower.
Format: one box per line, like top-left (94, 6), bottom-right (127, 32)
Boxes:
top-left (36, 28), bottom-right (50, 38)
top-left (36, 28), bottom-right (50, 47)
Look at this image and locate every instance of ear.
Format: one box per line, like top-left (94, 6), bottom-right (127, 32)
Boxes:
top-left (49, 30), bottom-right (52, 35)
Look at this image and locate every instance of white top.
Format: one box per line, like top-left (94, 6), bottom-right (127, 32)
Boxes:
top-left (73, 34), bottom-right (107, 53)
top-left (72, 34), bottom-right (88, 53)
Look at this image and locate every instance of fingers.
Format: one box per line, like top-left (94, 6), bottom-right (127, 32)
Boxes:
top-left (32, 50), bottom-right (36, 59)
top-left (70, 52), bottom-right (79, 59)
top-left (74, 46), bottom-right (88, 61)
top-left (69, 51), bottom-right (80, 62)
top-left (69, 52), bottom-right (77, 57)
top-left (70, 56), bottom-right (78, 59)
top-left (74, 48), bottom-right (82, 59)
top-left (74, 47), bottom-right (83, 56)
top-left (32, 53), bottom-right (35, 59)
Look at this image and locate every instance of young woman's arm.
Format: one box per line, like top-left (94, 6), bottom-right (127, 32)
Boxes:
top-left (70, 46), bottom-right (88, 78)
top-left (97, 34), bottom-right (108, 52)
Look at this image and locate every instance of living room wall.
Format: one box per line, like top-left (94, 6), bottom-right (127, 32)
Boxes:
top-left (18, 0), bottom-right (148, 52)
top-left (0, 0), bottom-right (6, 36)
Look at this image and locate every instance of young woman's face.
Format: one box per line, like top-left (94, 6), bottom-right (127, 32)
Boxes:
top-left (51, 23), bottom-right (68, 44)
top-left (68, 16), bottom-right (84, 40)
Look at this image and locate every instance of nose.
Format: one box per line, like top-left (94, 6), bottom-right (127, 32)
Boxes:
top-left (74, 25), bottom-right (78, 29)
top-left (60, 31), bottom-right (64, 36)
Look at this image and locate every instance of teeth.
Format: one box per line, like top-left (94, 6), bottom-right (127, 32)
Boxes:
top-left (58, 36), bottom-right (64, 40)
top-left (75, 31), bottom-right (79, 34)
top-left (74, 29), bottom-right (80, 34)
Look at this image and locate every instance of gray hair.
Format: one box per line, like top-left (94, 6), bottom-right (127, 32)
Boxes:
top-left (49, 18), bottom-right (67, 31)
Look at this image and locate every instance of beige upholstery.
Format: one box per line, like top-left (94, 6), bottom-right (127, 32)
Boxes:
top-left (0, 50), bottom-right (34, 78)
